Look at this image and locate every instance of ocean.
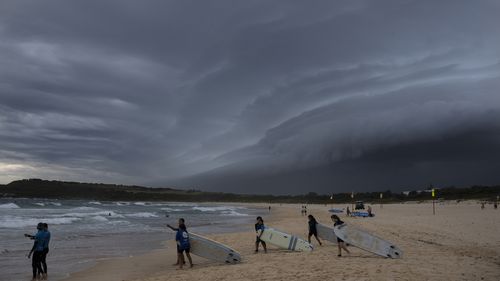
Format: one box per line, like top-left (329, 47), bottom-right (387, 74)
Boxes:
top-left (0, 198), bottom-right (264, 281)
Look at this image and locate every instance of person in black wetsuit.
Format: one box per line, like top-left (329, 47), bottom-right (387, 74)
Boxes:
top-left (255, 216), bottom-right (267, 253)
top-left (307, 215), bottom-right (322, 246)
top-left (40, 223), bottom-right (50, 280)
top-left (331, 215), bottom-right (350, 257)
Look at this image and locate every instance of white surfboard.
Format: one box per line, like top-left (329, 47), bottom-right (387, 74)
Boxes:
top-left (259, 227), bottom-right (313, 252)
top-left (316, 223), bottom-right (338, 244)
top-left (333, 223), bottom-right (402, 259)
top-left (189, 232), bottom-right (242, 264)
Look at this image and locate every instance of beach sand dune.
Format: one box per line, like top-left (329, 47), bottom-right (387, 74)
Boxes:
top-left (65, 203), bottom-right (500, 281)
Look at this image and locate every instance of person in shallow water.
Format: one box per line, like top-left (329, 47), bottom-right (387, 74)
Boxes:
top-left (254, 216), bottom-right (267, 253)
top-left (167, 218), bottom-right (187, 266)
top-left (26, 222), bottom-right (49, 280)
top-left (40, 223), bottom-right (50, 279)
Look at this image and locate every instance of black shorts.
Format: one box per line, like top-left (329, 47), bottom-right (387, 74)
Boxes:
top-left (309, 230), bottom-right (318, 236)
top-left (177, 247), bottom-right (190, 254)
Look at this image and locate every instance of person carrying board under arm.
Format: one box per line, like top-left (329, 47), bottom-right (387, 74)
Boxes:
top-left (255, 216), bottom-right (267, 253)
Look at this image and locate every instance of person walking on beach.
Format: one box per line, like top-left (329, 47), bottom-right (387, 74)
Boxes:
top-left (167, 218), bottom-right (187, 266)
top-left (331, 215), bottom-right (350, 257)
top-left (175, 224), bottom-right (193, 269)
top-left (26, 222), bottom-right (49, 280)
top-left (346, 206), bottom-right (351, 217)
top-left (307, 215), bottom-right (322, 246)
top-left (255, 216), bottom-right (267, 253)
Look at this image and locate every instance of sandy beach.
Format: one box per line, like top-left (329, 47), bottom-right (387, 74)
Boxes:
top-left (64, 202), bottom-right (500, 281)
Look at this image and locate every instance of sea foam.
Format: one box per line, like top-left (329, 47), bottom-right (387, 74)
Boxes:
top-left (0, 203), bottom-right (20, 209)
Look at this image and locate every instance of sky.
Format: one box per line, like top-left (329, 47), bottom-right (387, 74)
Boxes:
top-left (1, 0), bottom-right (500, 194)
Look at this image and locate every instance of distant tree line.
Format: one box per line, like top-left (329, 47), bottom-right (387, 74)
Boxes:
top-left (1, 179), bottom-right (499, 203)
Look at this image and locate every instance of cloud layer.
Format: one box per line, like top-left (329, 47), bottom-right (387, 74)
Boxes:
top-left (1, 0), bottom-right (499, 193)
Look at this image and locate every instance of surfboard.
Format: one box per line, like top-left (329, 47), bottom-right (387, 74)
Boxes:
top-left (189, 232), bottom-right (242, 264)
top-left (333, 223), bottom-right (402, 258)
top-left (328, 208), bottom-right (344, 213)
top-left (259, 227), bottom-right (313, 252)
top-left (351, 211), bottom-right (374, 217)
top-left (316, 223), bottom-right (338, 244)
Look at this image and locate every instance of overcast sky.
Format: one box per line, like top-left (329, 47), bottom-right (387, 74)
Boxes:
top-left (1, 0), bottom-right (499, 194)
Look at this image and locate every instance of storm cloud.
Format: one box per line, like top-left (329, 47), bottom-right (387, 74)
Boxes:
top-left (1, 0), bottom-right (499, 194)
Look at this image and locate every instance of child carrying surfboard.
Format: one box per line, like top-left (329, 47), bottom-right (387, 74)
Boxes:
top-left (255, 216), bottom-right (267, 253)
top-left (307, 215), bottom-right (322, 246)
top-left (331, 215), bottom-right (350, 257)
top-left (175, 224), bottom-right (193, 269)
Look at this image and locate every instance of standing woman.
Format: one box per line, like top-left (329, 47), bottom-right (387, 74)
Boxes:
top-left (254, 216), bottom-right (267, 253)
top-left (307, 215), bottom-right (322, 246)
top-left (331, 215), bottom-right (350, 257)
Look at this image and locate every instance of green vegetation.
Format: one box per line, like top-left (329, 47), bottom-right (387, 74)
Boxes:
top-left (1, 179), bottom-right (499, 203)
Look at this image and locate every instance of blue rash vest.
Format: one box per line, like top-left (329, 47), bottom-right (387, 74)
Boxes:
top-left (34, 230), bottom-right (49, 252)
top-left (176, 229), bottom-right (190, 250)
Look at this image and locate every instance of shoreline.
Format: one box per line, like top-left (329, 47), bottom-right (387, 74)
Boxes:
top-left (62, 202), bottom-right (278, 281)
top-left (63, 202), bottom-right (499, 281)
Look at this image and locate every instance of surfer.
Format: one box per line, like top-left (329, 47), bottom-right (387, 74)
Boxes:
top-left (40, 223), bottom-right (50, 279)
top-left (307, 215), bottom-right (322, 246)
top-left (331, 215), bottom-right (350, 257)
top-left (167, 218), bottom-right (187, 266)
top-left (175, 224), bottom-right (193, 269)
top-left (255, 216), bottom-right (267, 253)
top-left (26, 222), bottom-right (49, 280)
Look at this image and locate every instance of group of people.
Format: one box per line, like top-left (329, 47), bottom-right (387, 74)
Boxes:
top-left (300, 205), bottom-right (308, 216)
top-left (25, 222), bottom-right (51, 281)
top-left (256, 214), bottom-right (349, 257)
top-left (307, 214), bottom-right (350, 256)
top-left (166, 212), bottom-right (350, 269)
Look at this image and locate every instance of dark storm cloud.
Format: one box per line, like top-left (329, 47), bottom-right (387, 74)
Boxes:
top-left (1, 0), bottom-right (499, 193)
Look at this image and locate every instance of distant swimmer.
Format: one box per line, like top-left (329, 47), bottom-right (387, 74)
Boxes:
top-left (307, 215), bottom-right (322, 246)
top-left (255, 216), bottom-right (267, 253)
top-left (331, 215), bottom-right (350, 257)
